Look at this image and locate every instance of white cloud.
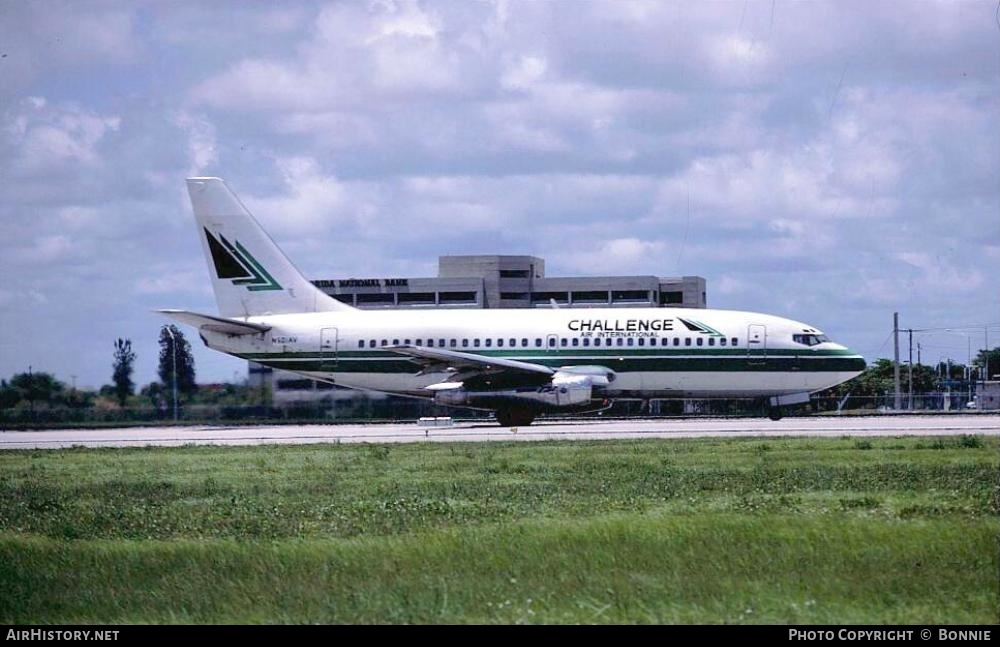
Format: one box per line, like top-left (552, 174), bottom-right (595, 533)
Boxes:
top-left (174, 112), bottom-right (218, 177)
top-left (12, 235), bottom-right (75, 265)
top-left (6, 98), bottom-right (121, 172)
top-left (501, 55), bottom-right (547, 91)
top-left (242, 158), bottom-right (357, 235)
top-left (1, 0), bottom-right (997, 388)
top-left (135, 271), bottom-right (209, 296)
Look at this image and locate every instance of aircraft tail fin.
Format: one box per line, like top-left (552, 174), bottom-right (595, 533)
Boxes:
top-left (186, 177), bottom-right (355, 317)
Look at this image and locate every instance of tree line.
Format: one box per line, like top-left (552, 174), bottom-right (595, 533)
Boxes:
top-left (816, 348), bottom-right (1000, 400)
top-left (1, 325), bottom-right (205, 411)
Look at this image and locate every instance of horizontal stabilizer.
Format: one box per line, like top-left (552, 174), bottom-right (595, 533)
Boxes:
top-left (157, 309), bottom-right (270, 336)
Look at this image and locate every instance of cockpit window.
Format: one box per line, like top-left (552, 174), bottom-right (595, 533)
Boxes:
top-left (793, 334), bottom-right (830, 346)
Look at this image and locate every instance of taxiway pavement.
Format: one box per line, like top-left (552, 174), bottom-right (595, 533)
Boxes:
top-left (1, 414), bottom-right (997, 449)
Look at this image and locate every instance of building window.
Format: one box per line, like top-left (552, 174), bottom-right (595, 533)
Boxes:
top-left (660, 291), bottom-right (683, 305)
top-left (276, 379), bottom-right (317, 390)
top-left (531, 291), bottom-right (568, 304)
top-left (572, 290), bottom-right (608, 303)
top-left (501, 292), bottom-right (528, 300)
top-left (499, 269), bottom-right (530, 278)
top-left (397, 292), bottom-right (435, 304)
top-left (612, 290), bottom-right (649, 302)
top-left (358, 293), bottom-right (395, 305)
top-left (440, 291), bottom-right (477, 304)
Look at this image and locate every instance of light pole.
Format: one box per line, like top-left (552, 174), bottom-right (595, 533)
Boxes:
top-left (164, 326), bottom-right (178, 422)
top-left (944, 329), bottom-right (973, 407)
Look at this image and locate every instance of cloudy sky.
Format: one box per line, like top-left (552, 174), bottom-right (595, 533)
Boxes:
top-left (2, 0), bottom-right (998, 389)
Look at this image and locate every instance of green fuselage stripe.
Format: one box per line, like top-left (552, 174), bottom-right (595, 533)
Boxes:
top-left (239, 349), bottom-right (865, 374)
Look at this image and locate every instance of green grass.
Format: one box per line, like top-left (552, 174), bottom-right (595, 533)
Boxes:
top-left (1, 436), bottom-right (997, 623)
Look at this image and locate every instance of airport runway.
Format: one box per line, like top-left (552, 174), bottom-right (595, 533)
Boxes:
top-left (1, 414), bottom-right (997, 449)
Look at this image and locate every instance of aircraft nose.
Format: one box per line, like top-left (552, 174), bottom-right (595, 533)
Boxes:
top-left (843, 347), bottom-right (867, 372)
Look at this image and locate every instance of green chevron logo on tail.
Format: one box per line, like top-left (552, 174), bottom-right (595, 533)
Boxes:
top-left (204, 228), bottom-right (282, 291)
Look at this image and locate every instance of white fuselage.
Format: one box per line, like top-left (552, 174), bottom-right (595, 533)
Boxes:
top-left (201, 306), bottom-right (865, 400)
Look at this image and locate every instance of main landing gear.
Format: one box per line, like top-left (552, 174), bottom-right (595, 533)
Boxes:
top-left (495, 407), bottom-right (536, 427)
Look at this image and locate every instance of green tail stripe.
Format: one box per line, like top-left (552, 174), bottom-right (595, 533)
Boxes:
top-left (216, 235), bottom-right (282, 291)
top-left (234, 241), bottom-right (282, 291)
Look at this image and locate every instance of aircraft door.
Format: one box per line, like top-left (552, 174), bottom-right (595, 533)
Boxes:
top-left (320, 327), bottom-right (338, 371)
top-left (747, 324), bottom-right (767, 365)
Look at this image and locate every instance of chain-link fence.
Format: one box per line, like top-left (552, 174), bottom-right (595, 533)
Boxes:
top-left (2, 390), bottom-right (992, 428)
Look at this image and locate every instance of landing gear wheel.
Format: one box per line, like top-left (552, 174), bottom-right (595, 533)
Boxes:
top-left (768, 407), bottom-right (784, 421)
top-left (496, 408), bottom-right (536, 427)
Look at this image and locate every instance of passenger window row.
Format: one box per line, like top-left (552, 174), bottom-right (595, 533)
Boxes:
top-left (355, 337), bottom-right (739, 349)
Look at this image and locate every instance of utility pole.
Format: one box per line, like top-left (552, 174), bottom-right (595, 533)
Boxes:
top-left (893, 312), bottom-right (901, 410)
top-left (907, 328), bottom-right (913, 410)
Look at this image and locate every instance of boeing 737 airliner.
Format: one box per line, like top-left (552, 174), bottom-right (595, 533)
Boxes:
top-left (161, 178), bottom-right (865, 425)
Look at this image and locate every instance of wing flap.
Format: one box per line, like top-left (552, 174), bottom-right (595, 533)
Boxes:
top-left (386, 345), bottom-right (555, 377)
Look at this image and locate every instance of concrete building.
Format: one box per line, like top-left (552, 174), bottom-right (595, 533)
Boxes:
top-left (313, 255), bottom-right (706, 310)
top-left (252, 255), bottom-right (707, 403)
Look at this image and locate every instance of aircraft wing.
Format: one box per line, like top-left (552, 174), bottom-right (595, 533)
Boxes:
top-left (386, 345), bottom-right (555, 379)
top-left (157, 309), bottom-right (271, 336)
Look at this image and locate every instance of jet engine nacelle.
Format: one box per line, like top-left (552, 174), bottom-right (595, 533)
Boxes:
top-left (434, 382), bottom-right (592, 411)
top-left (428, 366), bottom-right (615, 412)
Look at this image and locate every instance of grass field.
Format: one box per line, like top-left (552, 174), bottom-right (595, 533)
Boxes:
top-left (1, 435), bottom-right (997, 623)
